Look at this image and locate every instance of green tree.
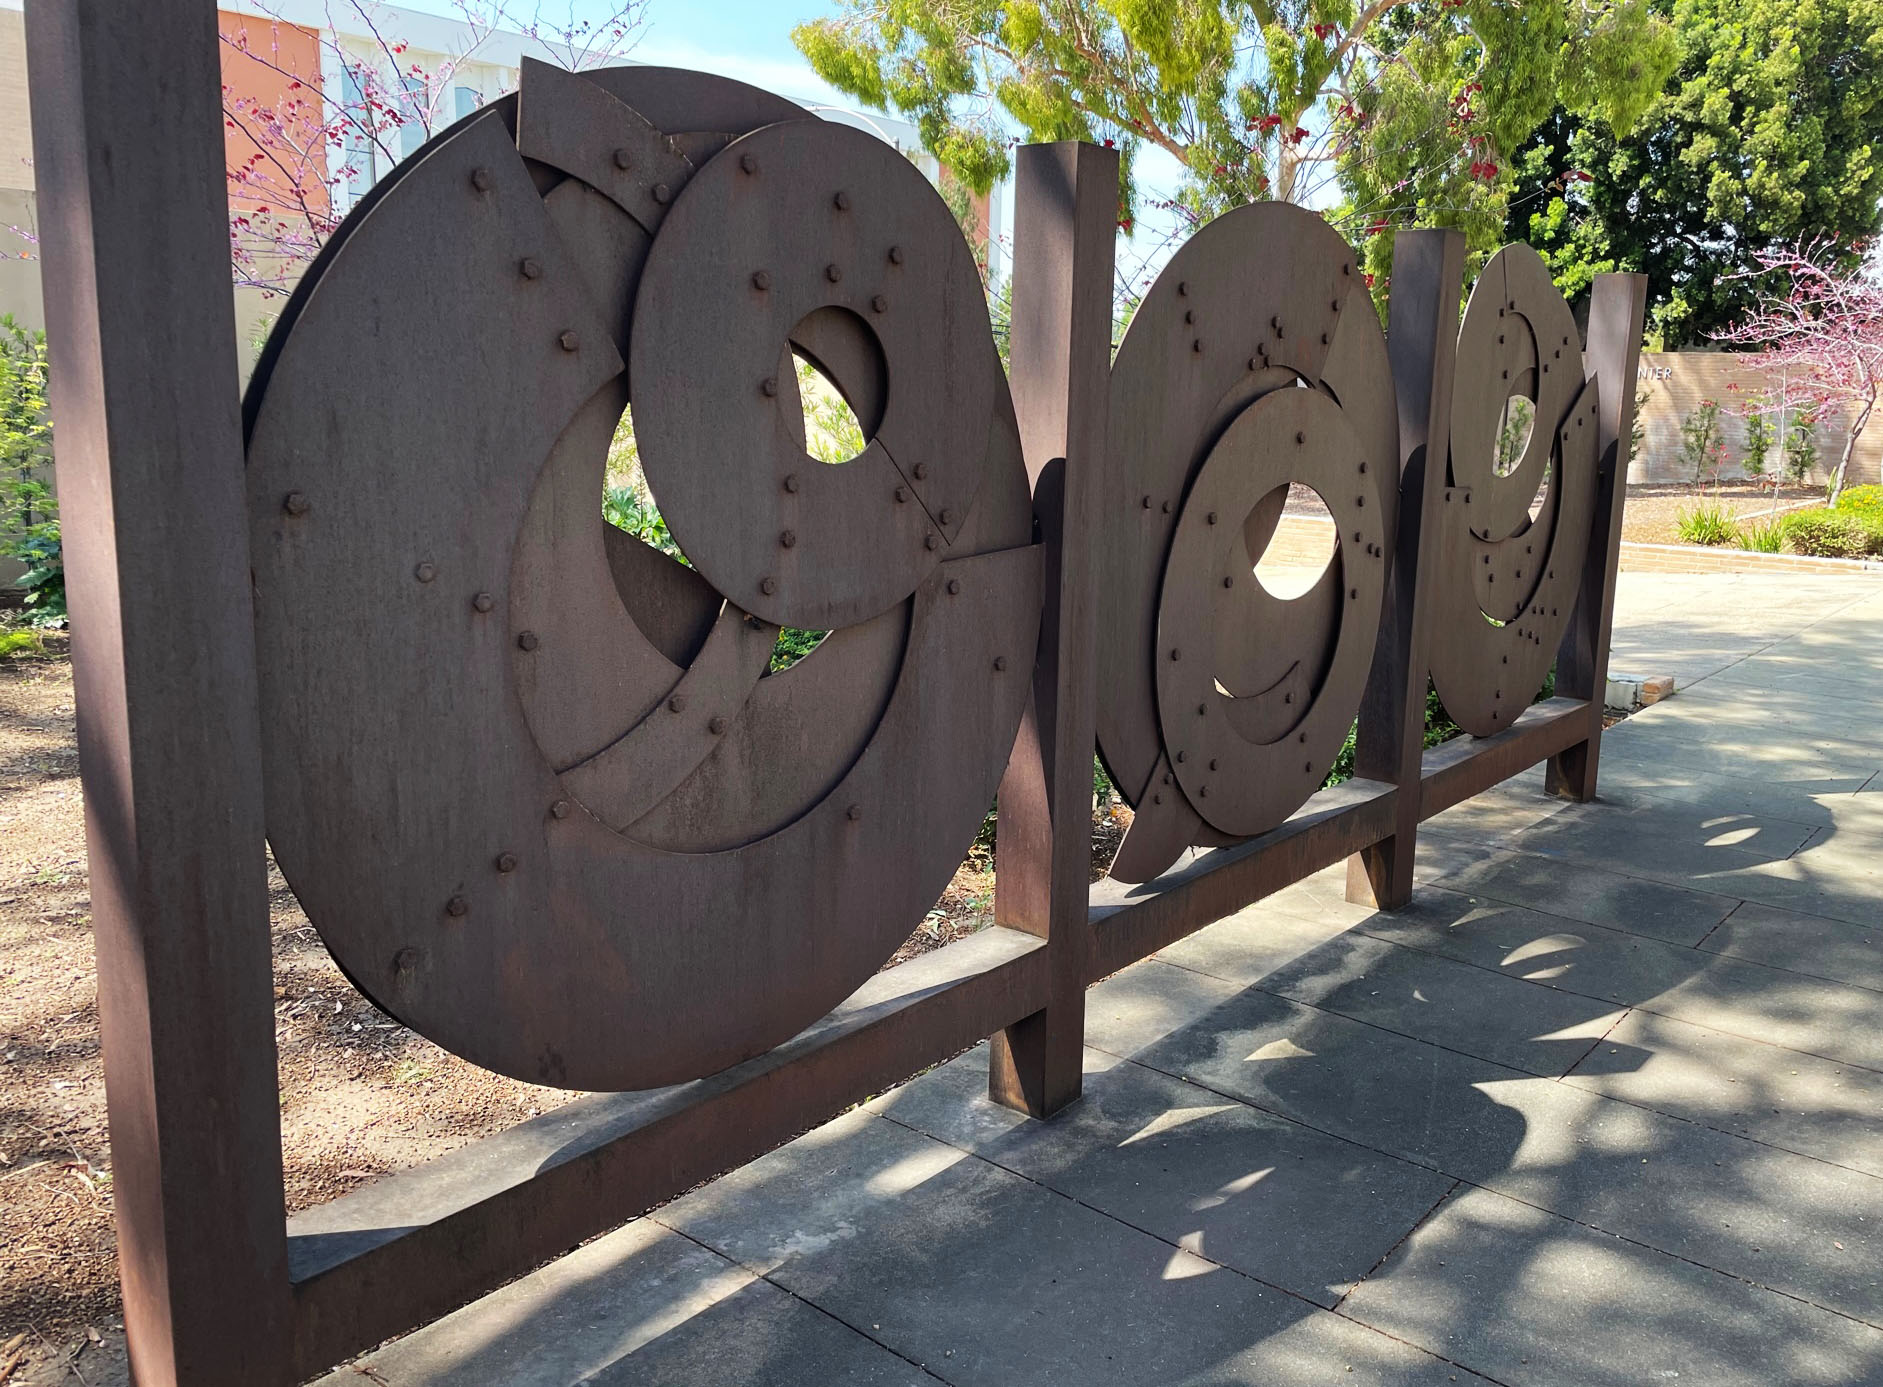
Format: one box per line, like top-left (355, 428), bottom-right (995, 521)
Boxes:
top-left (1508, 0), bottom-right (1883, 346)
top-left (794, 0), bottom-right (1673, 269)
top-left (1739, 399), bottom-right (1775, 479)
top-left (1786, 411), bottom-right (1820, 487)
top-left (1678, 395), bottom-right (1724, 489)
top-left (0, 316), bottom-right (61, 625)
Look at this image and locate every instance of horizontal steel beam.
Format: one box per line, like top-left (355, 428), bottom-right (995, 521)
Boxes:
top-left (1418, 696), bottom-right (1593, 820)
top-left (285, 924), bottom-right (1048, 1377)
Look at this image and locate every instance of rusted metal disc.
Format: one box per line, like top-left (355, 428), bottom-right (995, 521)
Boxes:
top-left (630, 119), bottom-right (994, 630)
top-left (1428, 245), bottom-right (1599, 736)
top-left (1096, 202), bottom-right (1395, 879)
top-left (244, 70), bottom-right (1038, 1092)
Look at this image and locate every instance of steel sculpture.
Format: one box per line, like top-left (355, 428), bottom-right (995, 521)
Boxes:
top-left (1098, 204), bottom-right (1398, 882)
top-left (242, 61), bottom-right (1040, 1092)
top-left (26, 5), bottom-right (1647, 1378)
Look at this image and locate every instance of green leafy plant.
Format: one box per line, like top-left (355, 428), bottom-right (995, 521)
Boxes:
top-left (1674, 501), bottom-right (1736, 546)
top-left (1677, 397), bottom-right (1726, 490)
top-left (1785, 411), bottom-right (1818, 487)
top-left (1834, 484), bottom-right (1883, 520)
top-left (1740, 402), bottom-right (1775, 479)
top-left (1735, 517), bottom-right (1784, 552)
top-left (1779, 507), bottom-right (1883, 558)
top-left (0, 316), bottom-right (60, 626)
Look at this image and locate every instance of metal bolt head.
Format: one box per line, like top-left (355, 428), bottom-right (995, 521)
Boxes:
top-left (1169, 647), bottom-right (1182, 661)
top-left (445, 894), bottom-right (470, 918)
top-left (888, 245), bottom-right (904, 265)
top-left (470, 167), bottom-right (492, 192)
top-left (559, 330), bottom-right (580, 352)
top-left (1249, 356), bottom-right (1262, 371)
top-left (939, 508), bottom-right (956, 526)
top-left (495, 852), bottom-right (518, 874)
top-left (740, 152), bottom-right (759, 174)
top-left (1350, 587), bottom-right (1359, 599)
top-left (1207, 511), bottom-right (1218, 525)
top-left (1272, 316), bottom-right (1285, 335)
top-left (1356, 494), bottom-right (1365, 507)
top-left (846, 803), bottom-right (863, 821)
top-left (1296, 431), bottom-right (1306, 445)
top-left (761, 376), bottom-right (779, 398)
top-left (1161, 499), bottom-right (1172, 514)
top-left (925, 533), bottom-right (939, 550)
top-left (517, 630), bottom-right (540, 651)
top-left (1176, 750), bottom-right (1187, 763)
top-left (912, 463), bottom-right (928, 480)
top-left (1284, 691), bottom-right (1293, 704)
top-left (668, 694), bottom-right (687, 713)
top-left (613, 147), bottom-right (633, 170)
top-left (752, 269), bottom-right (772, 290)
top-left (1192, 338), bottom-right (1203, 353)
top-left (1209, 758), bottom-right (1218, 771)
top-left (709, 715), bottom-right (728, 735)
top-left (652, 183), bottom-right (671, 205)
top-left (1222, 575), bottom-right (1234, 588)
top-left (833, 190), bottom-right (851, 210)
top-left (760, 576), bottom-right (778, 595)
top-left (992, 655), bottom-right (1007, 672)
top-left (872, 294), bottom-right (889, 313)
top-left (394, 946), bottom-right (419, 973)
top-left (1321, 333), bottom-right (1329, 345)
top-left (472, 591), bottom-right (495, 613)
top-left (825, 263), bottom-right (843, 283)
top-left (283, 491), bottom-right (311, 516)
top-left (1177, 280), bottom-right (1189, 296)
top-left (895, 485), bottom-right (909, 503)
top-left (780, 529), bottom-right (797, 549)
top-left (783, 472), bottom-right (800, 493)
top-left (946, 578), bottom-right (962, 595)
top-left (414, 561), bottom-right (437, 583)
top-left (1359, 460), bottom-right (1368, 473)
top-left (519, 257), bottom-right (543, 280)
top-left (550, 799), bottom-right (571, 819)
top-left (1199, 785), bottom-right (1209, 798)
top-left (1141, 495), bottom-right (1153, 508)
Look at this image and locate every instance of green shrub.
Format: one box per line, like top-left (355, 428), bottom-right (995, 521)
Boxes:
top-left (1735, 517), bottom-right (1784, 553)
top-left (1678, 397), bottom-right (1726, 489)
top-left (0, 316), bottom-right (60, 627)
top-left (1834, 484), bottom-right (1883, 520)
top-left (1675, 501), bottom-right (1736, 546)
top-left (1779, 507), bottom-right (1883, 558)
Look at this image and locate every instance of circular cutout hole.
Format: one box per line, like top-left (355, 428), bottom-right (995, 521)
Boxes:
top-left (768, 625), bottom-right (828, 674)
top-left (1250, 485), bottom-right (1337, 600)
top-left (792, 352), bottom-right (867, 465)
top-left (1494, 394), bottom-right (1535, 477)
top-left (602, 401), bottom-right (691, 564)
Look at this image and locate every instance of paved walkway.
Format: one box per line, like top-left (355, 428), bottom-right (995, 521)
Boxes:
top-left (326, 572), bottom-right (1883, 1387)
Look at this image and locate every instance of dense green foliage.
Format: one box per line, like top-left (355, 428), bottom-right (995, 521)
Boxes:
top-left (1509, 0), bottom-right (1883, 346)
top-left (1740, 403), bottom-right (1775, 479)
top-left (1734, 515), bottom-right (1784, 552)
top-left (1675, 501), bottom-right (1736, 545)
top-left (1835, 483), bottom-right (1883, 519)
top-left (1779, 506), bottom-right (1883, 557)
top-left (794, 0), bottom-right (1673, 271)
top-left (0, 317), bottom-right (61, 626)
top-left (1677, 397), bottom-right (1725, 488)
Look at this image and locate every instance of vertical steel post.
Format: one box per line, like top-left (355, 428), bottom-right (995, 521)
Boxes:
top-left (1346, 229), bottom-right (1466, 910)
top-left (989, 141), bottom-right (1117, 1117)
top-left (23, 3), bottom-right (294, 1382)
top-left (1547, 272), bottom-right (1650, 801)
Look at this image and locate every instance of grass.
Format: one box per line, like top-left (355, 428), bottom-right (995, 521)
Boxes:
top-left (1674, 501), bottom-right (1737, 546)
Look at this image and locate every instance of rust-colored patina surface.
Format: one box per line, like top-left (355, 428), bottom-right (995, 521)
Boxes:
top-left (24, 13), bottom-right (1645, 1383)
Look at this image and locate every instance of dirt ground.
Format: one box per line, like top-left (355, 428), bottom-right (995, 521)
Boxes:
top-left (1616, 480), bottom-right (1823, 545)
top-left (0, 637), bottom-right (1127, 1385)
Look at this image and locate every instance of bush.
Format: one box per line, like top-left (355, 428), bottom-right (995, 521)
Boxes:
top-left (1735, 517), bottom-right (1784, 553)
top-left (1779, 507), bottom-right (1883, 558)
top-left (0, 316), bottom-right (60, 626)
top-left (1675, 501), bottom-right (1736, 546)
top-left (1834, 484), bottom-right (1883, 520)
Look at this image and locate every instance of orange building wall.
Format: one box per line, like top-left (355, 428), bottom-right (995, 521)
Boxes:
top-left (219, 10), bottom-right (328, 221)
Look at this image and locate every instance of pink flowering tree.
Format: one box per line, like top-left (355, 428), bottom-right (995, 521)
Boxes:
top-left (1715, 241), bottom-right (1883, 503)
top-left (222, 1), bottom-right (643, 296)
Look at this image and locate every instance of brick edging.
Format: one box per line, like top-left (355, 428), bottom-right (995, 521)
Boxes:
top-left (1617, 541), bottom-right (1883, 575)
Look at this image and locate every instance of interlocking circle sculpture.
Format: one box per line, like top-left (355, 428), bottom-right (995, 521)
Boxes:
top-left (243, 63), bottom-right (1040, 1091)
top-left (1428, 244), bottom-right (1600, 735)
top-left (1096, 204), bottom-right (1397, 883)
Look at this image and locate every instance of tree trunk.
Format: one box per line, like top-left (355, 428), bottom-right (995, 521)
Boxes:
top-left (1831, 393), bottom-right (1876, 504)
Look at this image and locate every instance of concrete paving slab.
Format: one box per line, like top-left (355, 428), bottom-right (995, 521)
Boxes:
top-left (873, 1050), bottom-right (1456, 1308)
top-left (1151, 901), bottom-right (1364, 988)
top-left (1700, 899), bottom-right (1883, 994)
top-left (1565, 1008), bottom-right (1883, 1177)
top-left (1594, 751), bottom-right (1882, 827)
top-left (1340, 1185), bottom-right (1883, 1387)
top-left (1126, 980), bottom-right (1883, 1324)
top-left (1084, 957), bottom-right (1243, 1058)
top-left (1360, 887), bottom-right (1883, 1073)
top-left (1427, 848), bottom-right (1738, 946)
top-left (659, 1107), bottom-right (1491, 1386)
top-left (319, 1218), bottom-right (927, 1387)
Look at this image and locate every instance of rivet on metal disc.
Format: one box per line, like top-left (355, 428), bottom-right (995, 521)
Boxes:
top-left (1184, 309), bottom-right (1195, 324)
top-left (940, 508), bottom-right (956, 526)
top-left (1295, 431), bottom-right (1305, 445)
top-left (913, 462), bottom-right (929, 480)
top-left (1272, 315), bottom-right (1283, 330)
top-left (1209, 759), bottom-right (1218, 771)
top-left (1321, 332), bottom-right (1329, 345)
top-left (1332, 298), bottom-right (1342, 311)
top-left (1483, 554), bottom-right (1491, 564)
top-left (445, 895), bottom-right (470, 918)
top-left (780, 529), bottom-right (797, 548)
top-left (1177, 280), bottom-right (1189, 296)
top-left (668, 694), bottom-right (687, 713)
top-left (1305, 761), bottom-right (1313, 773)
top-left (752, 269), bottom-right (772, 291)
top-left (283, 491), bottom-right (311, 516)
top-left (1248, 357), bottom-right (1261, 371)
top-left (825, 263), bottom-right (843, 283)
top-left (394, 947), bottom-right (419, 973)
top-left (1176, 750), bottom-right (1187, 763)
top-left (1284, 691), bottom-right (1293, 704)
top-left (1170, 647), bottom-right (1182, 661)
top-left (992, 656), bottom-right (1007, 672)
top-left (761, 377), bottom-right (779, 397)
top-left (550, 799), bottom-right (571, 819)
top-left (1208, 512), bottom-right (1218, 525)
top-left (1350, 587), bottom-right (1359, 599)
top-left (1509, 299), bottom-right (1518, 310)
top-left (1502, 369), bottom-right (1509, 379)
top-left (1495, 689), bottom-right (1503, 699)
top-left (470, 167), bottom-right (492, 192)
top-left (846, 803), bottom-right (863, 821)
top-left (760, 576), bottom-right (778, 595)
top-left (1222, 575), bottom-right (1234, 588)
top-left (1161, 500), bottom-right (1171, 514)
top-left (1498, 334), bottom-right (1505, 344)
top-left (1343, 262), bottom-right (1353, 275)
top-left (709, 716), bottom-right (728, 735)
top-left (872, 295), bottom-right (889, 313)
top-left (947, 578), bottom-right (962, 595)
top-left (1543, 363), bottom-right (1550, 373)
top-left (1353, 530), bottom-right (1362, 542)
top-left (1141, 495), bottom-right (1152, 509)
top-left (895, 485), bottom-right (909, 503)
top-left (414, 561), bottom-right (437, 583)
top-left (1197, 703), bottom-right (1207, 715)
top-left (925, 533), bottom-right (940, 550)
top-left (833, 190), bottom-right (851, 210)
top-left (783, 473), bottom-right (800, 493)
top-left (1199, 785), bottom-right (1209, 798)
top-left (1299, 732), bottom-right (1307, 743)
top-left (1356, 494), bottom-right (1365, 508)
top-left (1153, 793), bottom-right (1163, 805)
top-left (472, 591), bottom-right (494, 613)
top-left (1257, 340), bottom-right (1269, 357)
top-left (559, 330), bottom-right (580, 352)
top-left (652, 183), bottom-right (672, 204)
top-left (1192, 339), bottom-right (1203, 353)
top-left (517, 630), bottom-right (539, 651)
top-left (520, 257), bottom-right (543, 280)
top-left (740, 152), bottom-right (758, 174)
top-left (1502, 654), bottom-right (1509, 664)
top-left (1162, 773), bottom-right (1171, 785)
top-left (888, 245), bottom-right (904, 264)
top-left (612, 147), bottom-right (633, 170)
top-left (495, 852), bottom-right (518, 874)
